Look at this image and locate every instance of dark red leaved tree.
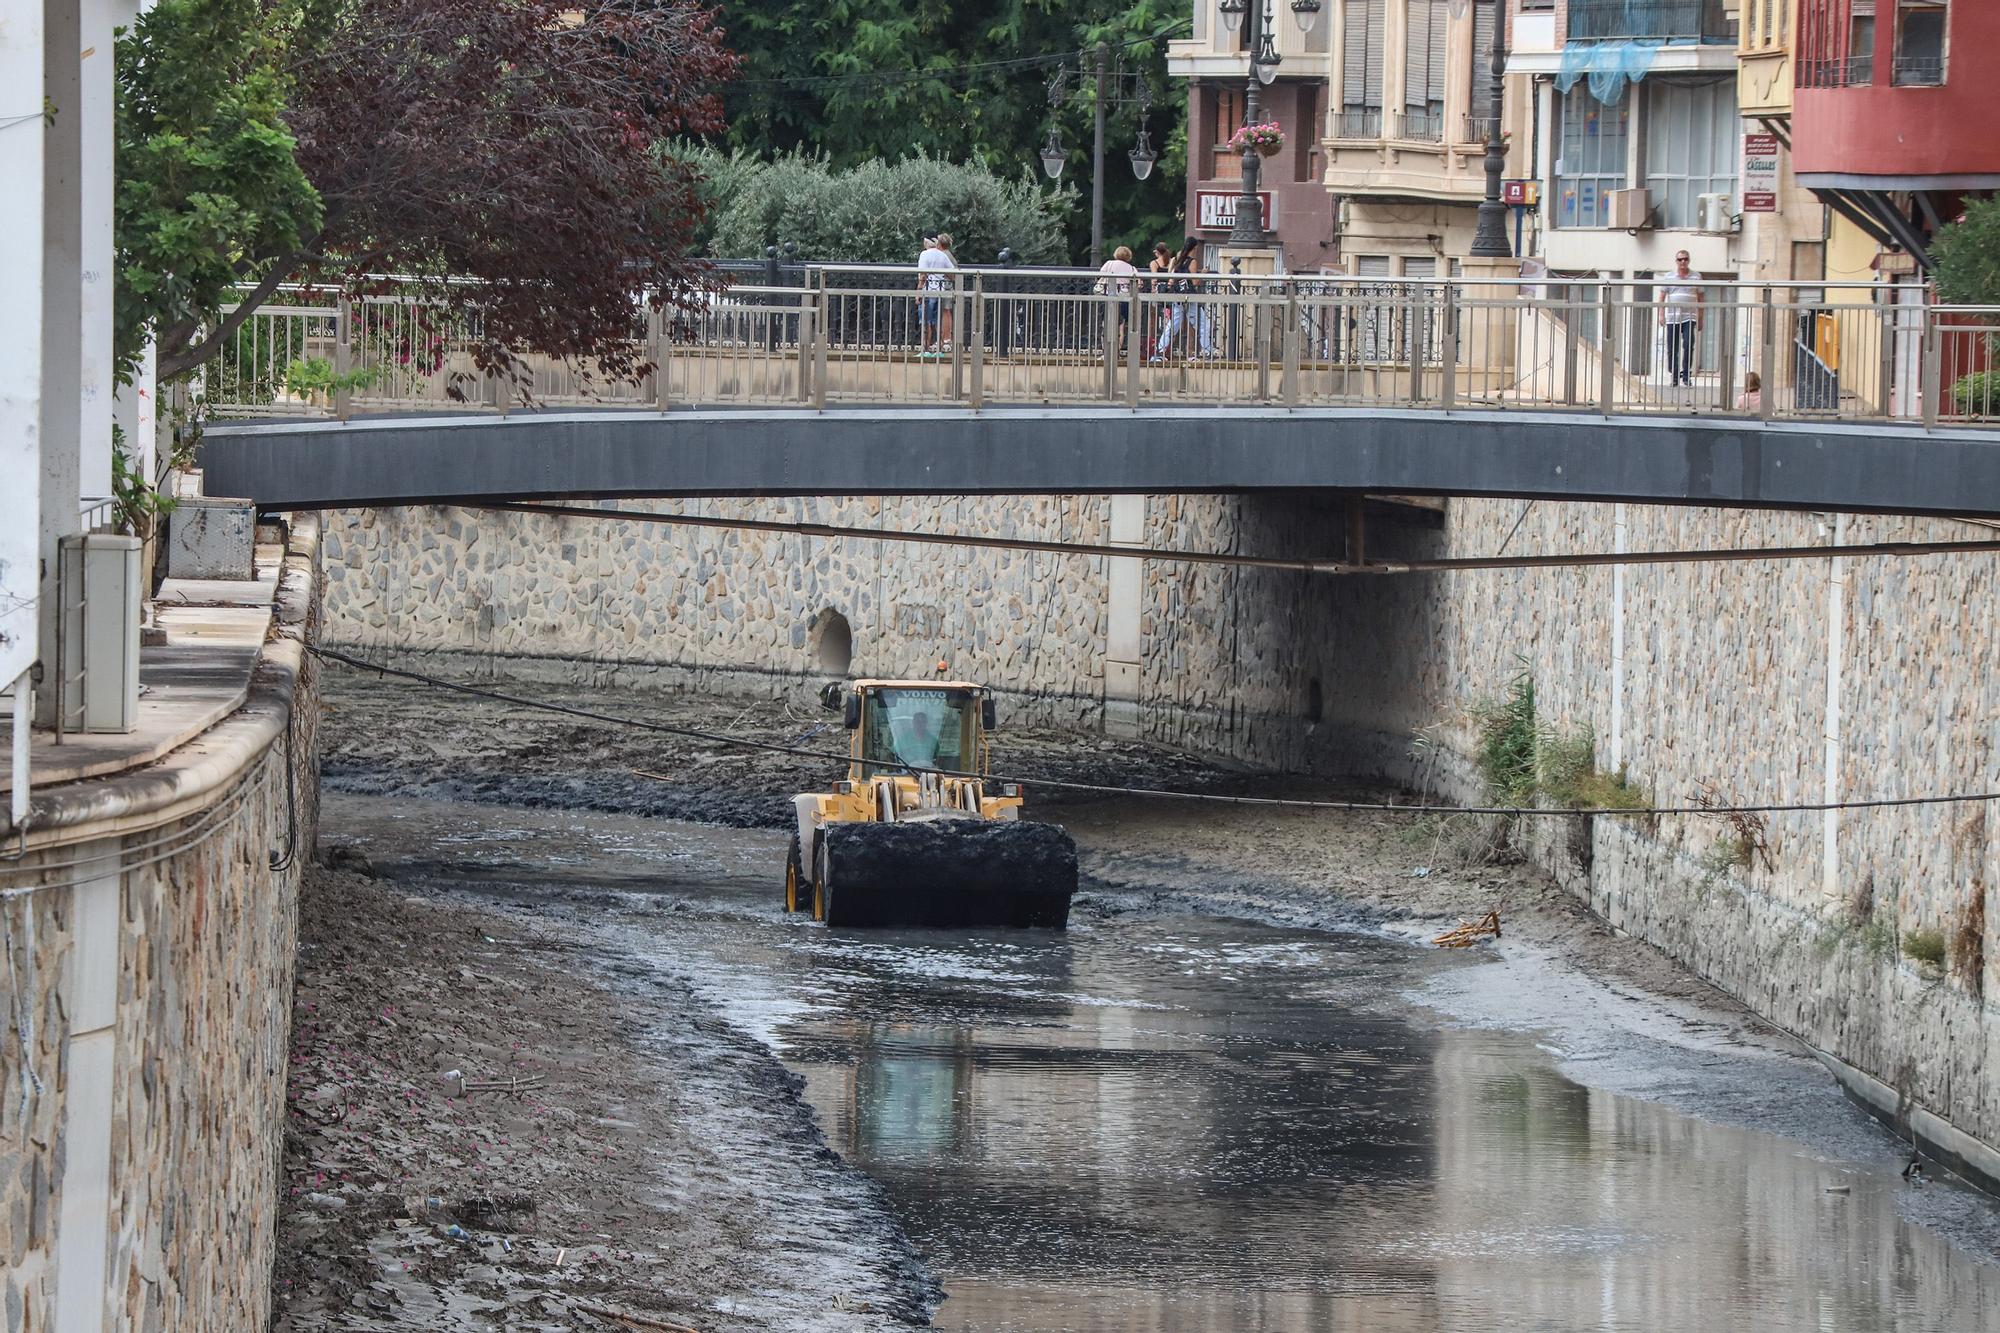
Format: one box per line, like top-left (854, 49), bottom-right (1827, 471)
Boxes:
top-left (166, 0), bottom-right (735, 387)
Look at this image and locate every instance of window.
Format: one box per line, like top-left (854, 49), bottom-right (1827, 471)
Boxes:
top-left (1402, 0), bottom-right (1448, 141)
top-left (1554, 84), bottom-right (1630, 229)
top-left (1341, 0), bottom-right (1386, 137)
top-left (1468, 0), bottom-right (1500, 136)
top-left (1849, 2), bottom-right (1876, 84)
top-left (1295, 84), bottom-right (1321, 181)
top-left (1644, 79), bottom-right (1737, 230)
top-left (1894, 1), bottom-right (1947, 85)
top-left (862, 688), bottom-right (971, 777)
top-left (1213, 87), bottom-right (1245, 180)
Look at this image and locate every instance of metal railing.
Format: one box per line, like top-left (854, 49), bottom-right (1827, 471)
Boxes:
top-left (1565, 0), bottom-right (1734, 43)
top-left (201, 269), bottom-right (2000, 428)
top-left (1334, 108), bottom-right (1383, 139)
top-left (1395, 110), bottom-right (1446, 143)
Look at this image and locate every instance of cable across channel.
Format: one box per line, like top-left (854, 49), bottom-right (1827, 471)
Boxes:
top-left (312, 646), bottom-right (2000, 821)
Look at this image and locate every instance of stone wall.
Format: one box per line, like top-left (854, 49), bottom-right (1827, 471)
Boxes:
top-left (319, 494), bottom-right (2000, 1171)
top-left (0, 518), bottom-right (323, 1329)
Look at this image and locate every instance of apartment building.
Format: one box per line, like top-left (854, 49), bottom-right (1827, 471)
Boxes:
top-left (1793, 0), bottom-right (2000, 272)
top-left (1167, 5), bottom-right (1338, 271)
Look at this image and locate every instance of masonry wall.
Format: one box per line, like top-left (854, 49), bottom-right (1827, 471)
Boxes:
top-left (319, 495), bottom-right (2000, 1166)
top-left (0, 521), bottom-right (323, 1330)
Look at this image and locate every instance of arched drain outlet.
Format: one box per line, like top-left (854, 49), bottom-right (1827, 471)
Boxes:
top-left (810, 609), bottom-right (854, 675)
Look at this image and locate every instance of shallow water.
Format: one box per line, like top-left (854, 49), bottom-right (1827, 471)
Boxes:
top-left (332, 793), bottom-right (2000, 1331)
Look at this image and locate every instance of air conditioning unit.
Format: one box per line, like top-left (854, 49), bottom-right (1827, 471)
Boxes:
top-left (1697, 192), bottom-right (1737, 234)
top-left (1609, 187), bottom-right (1653, 230)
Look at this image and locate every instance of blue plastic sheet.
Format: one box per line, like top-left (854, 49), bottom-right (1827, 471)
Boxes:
top-left (1555, 39), bottom-right (1664, 104)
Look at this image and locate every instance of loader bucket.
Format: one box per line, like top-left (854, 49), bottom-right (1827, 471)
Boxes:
top-left (818, 820), bottom-right (1078, 929)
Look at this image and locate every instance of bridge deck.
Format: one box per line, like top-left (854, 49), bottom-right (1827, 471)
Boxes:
top-left (201, 405), bottom-right (2000, 519)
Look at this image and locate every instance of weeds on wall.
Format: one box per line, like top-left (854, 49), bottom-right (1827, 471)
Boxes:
top-left (1952, 890), bottom-right (1986, 998)
top-left (1903, 928), bottom-right (1948, 971)
top-left (1690, 778), bottom-right (1771, 876)
top-left (1466, 670), bottom-right (1648, 811)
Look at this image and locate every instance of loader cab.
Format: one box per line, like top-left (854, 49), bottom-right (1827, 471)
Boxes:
top-left (823, 680), bottom-right (995, 780)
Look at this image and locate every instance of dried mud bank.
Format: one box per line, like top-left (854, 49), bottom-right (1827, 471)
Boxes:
top-left (272, 866), bottom-right (935, 1331)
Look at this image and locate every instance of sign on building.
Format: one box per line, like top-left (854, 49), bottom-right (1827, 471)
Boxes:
top-left (1742, 133), bottom-right (1780, 212)
top-left (1195, 190), bottom-right (1275, 232)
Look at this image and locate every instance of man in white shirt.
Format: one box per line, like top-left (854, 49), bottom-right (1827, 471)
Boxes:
top-left (1658, 250), bottom-right (1703, 387)
top-left (917, 232), bottom-right (957, 356)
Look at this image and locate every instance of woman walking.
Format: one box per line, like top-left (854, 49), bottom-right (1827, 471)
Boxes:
top-left (1155, 239), bottom-right (1214, 360)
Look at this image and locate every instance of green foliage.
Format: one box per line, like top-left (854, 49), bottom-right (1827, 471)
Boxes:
top-left (283, 357), bottom-right (376, 399)
top-left (1470, 672), bottom-right (1648, 810)
top-left (110, 428), bottom-right (175, 540)
top-left (712, 0), bottom-right (1190, 262)
top-left (1472, 672), bottom-right (1538, 805)
top-left (1903, 927), bottom-right (1948, 969)
top-left (1950, 370), bottom-right (2000, 414)
top-left (1932, 195), bottom-right (2000, 306)
top-left (691, 150), bottom-right (1070, 265)
top-left (115, 0), bottom-right (322, 382)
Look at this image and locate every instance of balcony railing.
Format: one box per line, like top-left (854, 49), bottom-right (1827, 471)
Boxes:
top-left (203, 270), bottom-right (2000, 427)
top-left (1395, 110), bottom-right (1445, 143)
top-left (1335, 107), bottom-right (1382, 139)
top-left (1892, 54), bottom-right (1946, 87)
top-left (1566, 0), bottom-right (1735, 43)
top-left (1460, 114), bottom-right (1500, 145)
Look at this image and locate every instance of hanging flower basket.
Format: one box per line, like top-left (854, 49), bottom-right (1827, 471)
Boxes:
top-left (1226, 121), bottom-right (1284, 156)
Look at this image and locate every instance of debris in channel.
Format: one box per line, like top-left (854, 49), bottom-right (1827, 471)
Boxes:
top-left (1433, 910), bottom-right (1502, 948)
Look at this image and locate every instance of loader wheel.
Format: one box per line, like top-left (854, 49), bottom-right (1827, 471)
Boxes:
top-left (784, 834), bottom-right (806, 913)
top-left (814, 838), bottom-right (835, 925)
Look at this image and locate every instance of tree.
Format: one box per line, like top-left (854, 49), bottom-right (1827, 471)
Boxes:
top-left (119, 0), bottom-right (737, 386)
top-left (691, 150), bottom-right (1068, 264)
top-left (1932, 195), bottom-right (2000, 306)
top-left (114, 0), bottom-right (322, 383)
top-left (713, 0), bottom-right (1188, 262)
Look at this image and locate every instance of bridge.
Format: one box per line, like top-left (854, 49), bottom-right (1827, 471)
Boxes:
top-left (197, 270), bottom-right (2000, 518)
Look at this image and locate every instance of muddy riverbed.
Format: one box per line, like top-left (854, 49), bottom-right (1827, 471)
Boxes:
top-left (281, 672), bottom-right (2000, 1330)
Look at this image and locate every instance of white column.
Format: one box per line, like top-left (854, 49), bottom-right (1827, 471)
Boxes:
top-left (0, 0), bottom-right (45, 692)
top-left (1103, 495), bottom-right (1146, 738)
top-left (53, 870), bottom-right (121, 1332)
top-left (77, 0), bottom-right (119, 502)
top-left (38, 0), bottom-right (85, 727)
top-left (1821, 514), bottom-right (1848, 904)
top-left (1609, 502), bottom-right (1627, 772)
top-left (113, 341), bottom-right (157, 487)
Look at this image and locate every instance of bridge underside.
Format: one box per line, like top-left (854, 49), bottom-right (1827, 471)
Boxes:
top-left (200, 407), bottom-right (2000, 519)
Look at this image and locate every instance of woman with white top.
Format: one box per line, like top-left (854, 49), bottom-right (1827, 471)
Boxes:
top-left (1097, 245), bottom-right (1139, 354)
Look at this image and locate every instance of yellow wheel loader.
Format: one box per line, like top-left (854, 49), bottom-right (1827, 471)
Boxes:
top-left (783, 679), bottom-right (1077, 929)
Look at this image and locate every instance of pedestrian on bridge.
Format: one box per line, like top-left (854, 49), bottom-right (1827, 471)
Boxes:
top-left (918, 232), bottom-right (958, 358)
top-left (1097, 246), bottom-right (1140, 356)
top-left (1659, 250), bottom-right (1704, 387)
top-left (1155, 239), bottom-right (1214, 360)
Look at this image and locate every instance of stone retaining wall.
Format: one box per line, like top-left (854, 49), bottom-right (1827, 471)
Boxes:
top-left (0, 518), bottom-right (323, 1329)
top-left (319, 495), bottom-right (2000, 1171)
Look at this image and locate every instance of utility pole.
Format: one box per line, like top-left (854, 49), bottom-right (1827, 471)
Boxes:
top-left (1092, 42), bottom-right (1108, 267)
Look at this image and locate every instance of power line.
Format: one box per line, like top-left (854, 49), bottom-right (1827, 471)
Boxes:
top-left (464, 500), bottom-right (2000, 577)
top-left (728, 28), bottom-right (1186, 93)
top-left (310, 646), bottom-right (2000, 821)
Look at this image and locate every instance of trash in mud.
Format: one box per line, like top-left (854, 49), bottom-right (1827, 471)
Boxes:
top-left (1433, 909), bottom-right (1502, 948)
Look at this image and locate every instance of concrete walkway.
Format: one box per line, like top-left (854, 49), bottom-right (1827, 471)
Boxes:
top-left (1, 548), bottom-right (282, 793)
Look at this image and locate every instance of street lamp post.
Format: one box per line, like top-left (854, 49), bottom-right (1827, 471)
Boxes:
top-left (1042, 44), bottom-right (1156, 267)
top-left (1220, 0), bottom-right (1316, 248)
top-left (1468, 0), bottom-right (1512, 259)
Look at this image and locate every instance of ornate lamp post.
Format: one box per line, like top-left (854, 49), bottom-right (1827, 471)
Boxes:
top-left (1042, 44), bottom-right (1158, 266)
top-left (1221, 0), bottom-right (1312, 245)
top-left (1466, 0), bottom-right (1512, 258)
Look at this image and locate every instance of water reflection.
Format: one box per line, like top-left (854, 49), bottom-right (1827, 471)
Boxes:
top-left (777, 923), bottom-right (1999, 1333)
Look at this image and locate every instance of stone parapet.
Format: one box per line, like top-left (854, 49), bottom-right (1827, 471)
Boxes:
top-left (0, 516), bottom-right (324, 1329)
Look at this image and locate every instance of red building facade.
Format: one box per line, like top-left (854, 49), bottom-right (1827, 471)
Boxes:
top-left (1794, 0), bottom-right (2000, 261)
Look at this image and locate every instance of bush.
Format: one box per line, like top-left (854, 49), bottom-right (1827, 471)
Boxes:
top-left (1950, 370), bottom-right (2000, 415)
top-left (1472, 672), bottom-right (1538, 805)
top-left (1469, 673), bottom-right (1649, 811)
top-left (1903, 928), bottom-right (1948, 970)
top-left (684, 148), bottom-right (1070, 266)
top-left (1933, 195), bottom-right (2000, 306)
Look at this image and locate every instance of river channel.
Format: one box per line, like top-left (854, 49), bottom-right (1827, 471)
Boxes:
top-left (330, 791), bottom-right (2000, 1331)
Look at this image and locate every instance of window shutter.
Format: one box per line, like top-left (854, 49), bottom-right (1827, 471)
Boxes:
top-left (1471, 0), bottom-right (1497, 121)
top-left (1404, 0), bottom-right (1449, 111)
top-left (1346, 0), bottom-right (1386, 109)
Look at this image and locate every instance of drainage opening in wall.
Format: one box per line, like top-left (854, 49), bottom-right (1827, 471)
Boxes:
top-left (810, 609), bottom-right (854, 675)
top-left (1307, 678), bottom-right (1324, 724)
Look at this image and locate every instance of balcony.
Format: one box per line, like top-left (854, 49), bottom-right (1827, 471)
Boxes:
top-left (1567, 0), bottom-right (1736, 44)
top-left (1335, 108), bottom-right (1383, 139)
top-left (1395, 110), bottom-right (1446, 143)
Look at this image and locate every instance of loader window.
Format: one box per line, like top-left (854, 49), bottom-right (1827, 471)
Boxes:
top-left (862, 688), bottom-right (972, 775)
